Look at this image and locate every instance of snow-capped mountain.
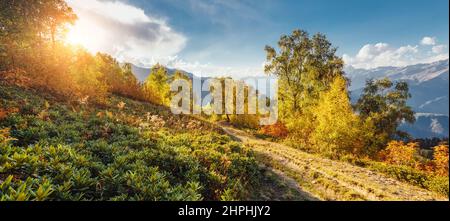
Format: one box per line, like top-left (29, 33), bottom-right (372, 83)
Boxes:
top-left (346, 59), bottom-right (449, 138)
top-left (346, 59), bottom-right (449, 90)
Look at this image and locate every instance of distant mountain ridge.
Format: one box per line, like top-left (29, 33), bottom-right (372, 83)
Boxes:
top-left (129, 64), bottom-right (212, 106)
top-left (130, 64), bottom-right (195, 82)
top-left (346, 59), bottom-right (449, 138)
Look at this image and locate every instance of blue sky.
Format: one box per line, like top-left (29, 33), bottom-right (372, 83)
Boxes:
top-left (67, 0), bottom-right (449, 77)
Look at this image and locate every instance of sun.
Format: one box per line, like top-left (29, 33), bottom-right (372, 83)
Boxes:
top-left (64, 19), bottom-right (104, 53)
top-left (65, 25), bottom-right (84, 45)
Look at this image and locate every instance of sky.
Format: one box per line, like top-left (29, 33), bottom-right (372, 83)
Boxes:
top-left (66, 0), bottom-right (449, 78)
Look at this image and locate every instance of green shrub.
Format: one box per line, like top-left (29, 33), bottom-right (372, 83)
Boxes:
top-left (357, 160), bottom-right (448, 196)
top-left (426, 176), bottom-right (449, 197)
top-left (0, 85), bottom-right (262, 201)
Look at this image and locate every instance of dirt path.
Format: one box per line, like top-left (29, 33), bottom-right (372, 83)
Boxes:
top-left (222, 126), bottom-right (447, 201)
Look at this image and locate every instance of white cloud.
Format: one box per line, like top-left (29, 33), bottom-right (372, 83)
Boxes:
top-left (421, 36), bottom-right (437, 45)
top-left (66, 0), bottom-right (187, 66)
top-left (432, 45), bottom-right (447, 54)
top-left (431, 119), bottom-right (444, 135)
top-left (343, 37), bottom-right (449, 69)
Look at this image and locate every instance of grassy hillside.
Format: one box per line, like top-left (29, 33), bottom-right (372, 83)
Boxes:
top-left (1, 83), bottom-right (447, 201)
top-left (223, 126), bottom-right (448, 201)
top-left (0, 84), bottom-right (277, 201)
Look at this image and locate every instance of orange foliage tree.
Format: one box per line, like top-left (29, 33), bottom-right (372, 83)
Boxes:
top-left (379, 141), bottom-right (420, 167)
top-left (433, 145), bottom-right (449, 177)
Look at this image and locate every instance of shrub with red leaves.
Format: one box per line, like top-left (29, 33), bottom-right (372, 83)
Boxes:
top-left (259, 122), bottom-right (288, 138)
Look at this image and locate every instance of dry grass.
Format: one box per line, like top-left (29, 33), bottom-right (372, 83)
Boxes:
top-left (223, 126), bottom-right (448, 201)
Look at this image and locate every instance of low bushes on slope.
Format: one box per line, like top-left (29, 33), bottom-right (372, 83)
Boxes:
top-left (0, 85), bottom-right (261, 201)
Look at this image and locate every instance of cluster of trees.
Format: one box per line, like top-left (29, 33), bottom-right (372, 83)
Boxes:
top-left (0, 0), bottom-right (169, 106)
top-left (380, 141), bottom-right (448, 177)
top-left (259, 29), bottom-right (449, 181)
top-left (1, 0), bottom-right (77, 95)
top-left (205, 77), bottom-right (260, 128)
top-left (263, 29), bottom-right (418, 158)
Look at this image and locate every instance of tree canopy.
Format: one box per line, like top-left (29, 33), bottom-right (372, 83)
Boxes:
top-left (355, 78), bottom-right (415, 146)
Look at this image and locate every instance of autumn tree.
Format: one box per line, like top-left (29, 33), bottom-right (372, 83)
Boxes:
top-left (96, 53), bottom-right (124, 91)
top-left (119, 63), bottom-right (144, 99)
top-left (379, 141), bottom-right (420, 167)
top-left (144, 64), bottom-right (170, 105)
top-left (433, 145), bottom-right (449, 177)
top-left (264, 30), bottom-right (344, 119)
top-left (355, 78), bottom-right (415, 150)
top-left (96, 55), bottom-right (143, 100)
top-left (40, 0), bottom-right (77, 47)
top-left (69, 49), bottom-right (108, 104)
top-left (227, 79), bottom-right (259, 129)
top-left (264, 29), bottom-right (345, 143)
top-left (0, 0), bottom-right (76, 70)
top-left (311, 76), bottom-right (366, 156)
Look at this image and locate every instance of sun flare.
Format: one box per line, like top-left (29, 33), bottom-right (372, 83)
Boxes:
top-left (65, 19), bottom-right (105, 53)
top-left (66, 25), bottom-right (84, 45)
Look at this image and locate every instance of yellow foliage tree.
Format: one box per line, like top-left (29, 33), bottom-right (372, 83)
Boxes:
top-left (69, 49), bottom-right (108, 104)
top-left (311, 76), bottom-right (365, 156)
top-left (144, 64), bottom-right (170, 105)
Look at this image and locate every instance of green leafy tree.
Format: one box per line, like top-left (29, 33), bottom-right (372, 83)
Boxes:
top-left (355, 78), bottom-right (415, 150)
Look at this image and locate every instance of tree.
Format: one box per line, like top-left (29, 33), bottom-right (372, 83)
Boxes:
top-left (40, 0), bottom-right (77, 47)
top-left (379, 141), bottom-right (420, 167)
top-left (144, 64), bottom-right (170, 105)
top-left (0, 0), bottom-right (76, 69)
top-left (264, 29), bottom-right (345, 143)
top-left (96, 54), bottom-right (143, 100)
top-left (355, 78), bottom-right (415, 149)
top-left (69, 49), bottom-right (108, 104)
top-left (311, 76), bottom-right (365, 156)
top-left (264, 30), bottom-right (344, 119)
top-left (433, 145), bottom-right (449, 177)
top-left (119, 63), bottom-right (144, 99)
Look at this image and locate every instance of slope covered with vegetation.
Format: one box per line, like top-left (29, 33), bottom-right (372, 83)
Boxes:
top-left (1, 0), bottom-right (448, 201)
top-left (0, 84), bottom-right (269, 201)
